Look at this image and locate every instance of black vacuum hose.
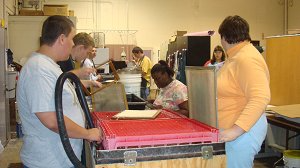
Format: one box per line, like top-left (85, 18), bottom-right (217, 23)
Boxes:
top-left (55, 72), bottom-right (95, 168)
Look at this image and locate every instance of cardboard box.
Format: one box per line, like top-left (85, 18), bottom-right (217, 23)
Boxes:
top-left (19, 9), bottom-right (44, 16)
top-left (68, 10), bottom-right (74, 17)
top-left (43, 4), bottom-right (68, 16)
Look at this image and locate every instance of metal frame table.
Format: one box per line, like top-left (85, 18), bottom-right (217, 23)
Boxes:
top-left (267, 115), bottom-right (300, 150)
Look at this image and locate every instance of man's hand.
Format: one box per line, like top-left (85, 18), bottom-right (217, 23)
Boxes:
top-left (86, 128), bottom-right (103, 142)
top-left (96, 74), bottom-right (102, 82)
top-left (80, 80), bottom-right (102, 88)
top-left (91, 80), bottom-right (102, 88)
top-left (219, 125), bottom-right (245, 142)
top-left (72, 68), bottom-right (95, 79)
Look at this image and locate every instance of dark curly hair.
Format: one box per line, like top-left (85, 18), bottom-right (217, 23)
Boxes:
top-left (151, 60), bottom-right (174, 77)
top-left (218, 15), bottom-right (251, 44)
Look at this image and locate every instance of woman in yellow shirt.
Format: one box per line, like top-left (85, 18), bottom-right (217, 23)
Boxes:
top-left (217, 15), bottom-right (270, 168)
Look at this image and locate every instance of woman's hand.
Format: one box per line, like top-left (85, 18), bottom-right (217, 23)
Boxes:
top-left (219, 125), bottom-right (245, 142)
top-left (153, 105), bottom-right (163, 109)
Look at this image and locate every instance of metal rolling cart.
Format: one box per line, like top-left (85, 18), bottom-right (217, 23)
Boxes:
top-left (55, 66), bottom-right (225, 168)
top-left (92, 145), bottom-right (225, 168)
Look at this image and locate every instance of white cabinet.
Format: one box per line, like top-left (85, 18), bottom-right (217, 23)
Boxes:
top-left (8, 16), bottom-right (76, 63)
top-left (8, 16), bottom-right (45, 63)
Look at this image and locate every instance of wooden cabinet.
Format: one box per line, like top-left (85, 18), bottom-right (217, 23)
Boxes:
top-left (266, 35), bottom-right (300, 105)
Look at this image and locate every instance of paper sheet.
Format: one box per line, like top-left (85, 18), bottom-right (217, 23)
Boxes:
top-left (113, 110), bottom-right (160, 119)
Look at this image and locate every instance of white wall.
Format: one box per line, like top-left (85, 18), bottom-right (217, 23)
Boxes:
top-left (39, 0), bottom-right (292, 61)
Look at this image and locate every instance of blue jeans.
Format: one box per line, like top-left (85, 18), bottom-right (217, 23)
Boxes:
top-left (226, 113), bottom-right (267, 168)
top-left (140, 87), bottom-right (150, 100)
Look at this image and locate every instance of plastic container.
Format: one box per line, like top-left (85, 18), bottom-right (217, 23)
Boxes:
top-left (7, 71), bottom-right (18, 98)
top-left (283, 150), bottom-right (300, 168)
top-left (98, 118), bottom-right (219, 150)
top-left (118, 73), bottom-right (141, 97)
top-left (120, 47), bottom-right (127, 61)
top-left (126, 94), bottom-right (146, 110)
top-left (0, 140), bottom-right (4, 154)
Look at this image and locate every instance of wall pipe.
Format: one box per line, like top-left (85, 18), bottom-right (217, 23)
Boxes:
top-left (284, 0), bottom-right (288, 34)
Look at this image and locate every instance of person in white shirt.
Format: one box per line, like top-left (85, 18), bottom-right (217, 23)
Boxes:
top-left (82, 47), bottom-right (96, 68)
top-left (81, 47), bottom-right (102, 81)
top-left (17, 15), bottom-right (103, 168)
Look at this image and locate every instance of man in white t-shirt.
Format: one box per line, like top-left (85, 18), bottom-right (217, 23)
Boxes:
top-left (17, 15), bottom-right (102, 168)
top-left (82, 47), bottom-right (96, 68)
top-left (81, 47), bottom-right (102, 81)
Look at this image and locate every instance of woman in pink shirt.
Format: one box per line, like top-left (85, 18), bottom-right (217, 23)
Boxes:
top-left (217, 15), bottom-right (270, 168)
top-left (151, 60), bottom-right (189, 117)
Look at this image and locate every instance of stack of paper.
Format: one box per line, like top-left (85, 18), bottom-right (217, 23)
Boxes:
top-left (268, 104), bottom-right (300, 123)
top-left (268, 104), bottom-right (300, 118)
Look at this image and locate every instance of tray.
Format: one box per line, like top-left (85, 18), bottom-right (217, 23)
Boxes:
top-left (99, 118), bottom-right (219, 150)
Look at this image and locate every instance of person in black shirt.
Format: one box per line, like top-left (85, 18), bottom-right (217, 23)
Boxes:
top-left (57, 32), bottom-right (101, 88)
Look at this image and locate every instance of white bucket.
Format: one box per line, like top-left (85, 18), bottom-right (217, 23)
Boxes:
top-left (118, 73), bottom-right (142, 97)
top-left (283, 150), bottom-right (300, 168)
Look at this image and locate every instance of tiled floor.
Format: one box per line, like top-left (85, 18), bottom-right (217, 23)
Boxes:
top-left (0, 138), bottom-right (283, 168)
top-left (0, 139), bottom-right (22, 168)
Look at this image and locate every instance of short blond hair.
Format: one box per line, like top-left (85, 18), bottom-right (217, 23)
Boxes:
top-left (73, 32), bottom-right (95, 48)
